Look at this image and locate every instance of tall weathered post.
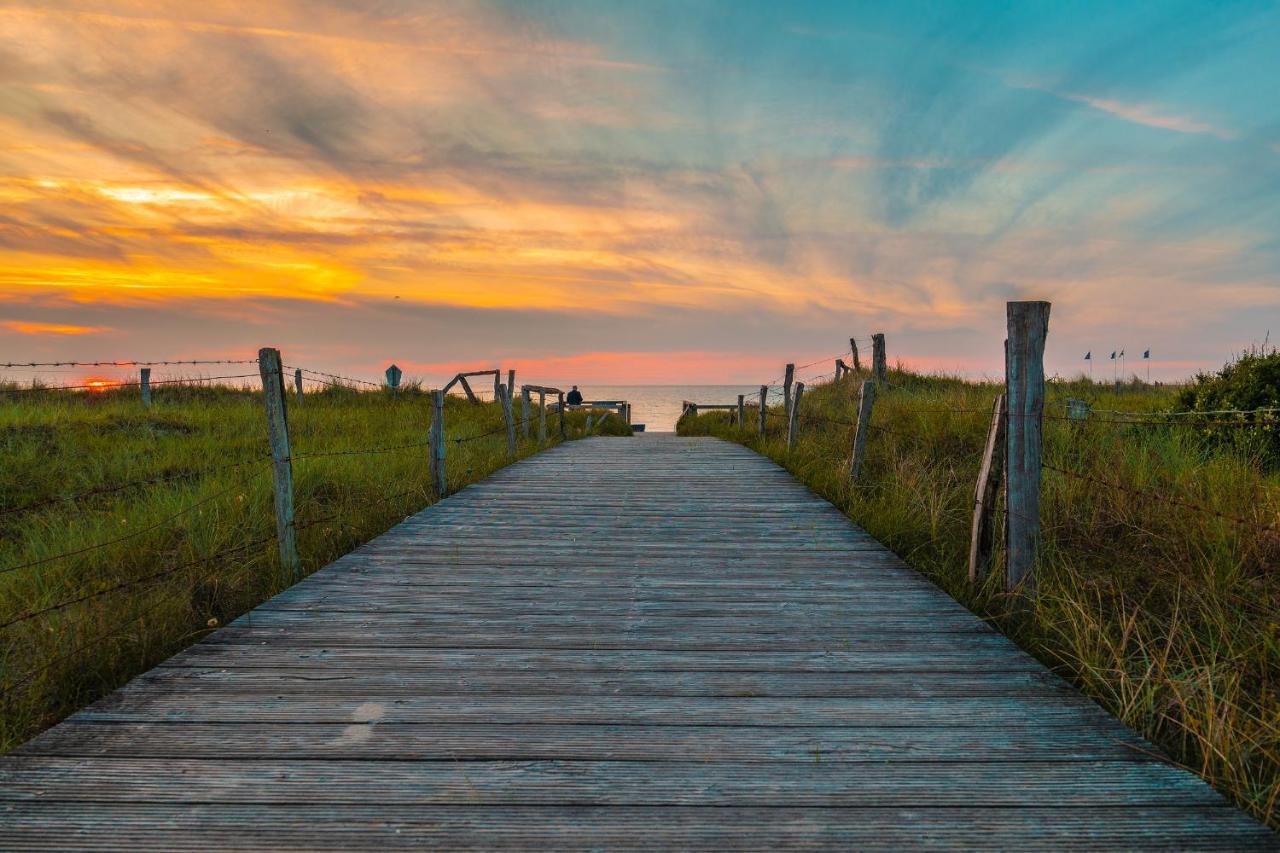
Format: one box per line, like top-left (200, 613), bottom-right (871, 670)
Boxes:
top-left (1005, 301), bottom-right (1050, 594)
top-left (872, 334), bottom-right (887, 382)
top-left (851, 338), bottom-right (862, 372)
top-left (849, 380), bottom-right (875, 483)
top-left (538, 390), bottom-right (547, 442)
top-left (783, 363), bottom-right (795, 417)
top-left (257, 347), bottom-right (300, 582)
top-left (494, 370), bottom-right (502, 400)
top-left (757, 385), bottom-right (767, 436)
top-left (293, 368), bottom-right (304, 404)
top-left (507, 369), bottom-right (516, 399)
top-left (557, 391), bottom-right (567, 439)
top-left (500, 384), bottom-right (516, 456)
top-left (737, 394), bottom-right (745, 427)
top-left (787, 382), bottom-right (805, 450)
top-left (429, 389), bottom-right (447, 497)
top-left (140, 368), bottom-right (152, 408)
top-left (521, 386), bottom-right (532, 439)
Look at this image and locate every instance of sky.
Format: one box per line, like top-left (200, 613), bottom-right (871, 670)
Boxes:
top-left (1, 0), bottom-right (1278, 385)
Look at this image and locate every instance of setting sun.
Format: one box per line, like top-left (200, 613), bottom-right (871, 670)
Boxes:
top-left (81, 377), bottom-right (116, 392)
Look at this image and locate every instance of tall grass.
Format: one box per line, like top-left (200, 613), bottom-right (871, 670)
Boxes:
top-left (679, 370), bottom-right (1279, 828)
top-left (0, 380), bottom-right (628, 750)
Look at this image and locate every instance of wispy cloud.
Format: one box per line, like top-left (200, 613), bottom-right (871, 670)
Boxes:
top-left (2, 320), bottom-right (110, 336)
top-left (1057, 92), bottom-right (1235, 140)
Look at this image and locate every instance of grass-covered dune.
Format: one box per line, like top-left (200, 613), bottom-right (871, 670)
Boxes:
top-left (679, 370), bottom-right (1279, 829)
top-left (0, 380), bottom-right (629, 751)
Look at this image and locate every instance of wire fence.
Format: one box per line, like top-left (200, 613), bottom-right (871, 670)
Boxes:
top-left (0, 352), bottom-right (597, 711)
top-left (681, 331), bottom-right (1280, 589)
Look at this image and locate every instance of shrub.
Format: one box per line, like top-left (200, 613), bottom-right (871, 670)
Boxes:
top-left (1175, 347), bottom-right (1280, 465)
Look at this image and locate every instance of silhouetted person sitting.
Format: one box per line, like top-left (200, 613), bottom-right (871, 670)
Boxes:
top-left (566, 386), bottom-right (583, 406)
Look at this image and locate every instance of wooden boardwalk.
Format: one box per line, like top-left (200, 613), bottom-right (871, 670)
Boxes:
top-left (1, 435), bottom-right (1273, 849)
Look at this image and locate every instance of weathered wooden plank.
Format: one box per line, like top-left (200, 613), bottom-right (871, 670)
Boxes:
top-left (0, 758), bottom-right (1226, 807)
top-left (849, 379), bottom-right (875, 483)
top-left (19, 722), bottom-right (1149, 762)
top-left (1006, 300), bottom-right (1050, 592)
top-left (158, 645), bottom-right (1045, 672)
top-left (257, 347), bottom-right (299, 580)
top-left (2, 804), bottom-right (1272, 851)
top-left (969, 392), bottom-right (1007, 582)
top-left (70, 694), bottom-right (1143, 727)
top-left (118, 668), bottom-right (1074, 699)
top-left (872, 333), bottom-right (887, 382)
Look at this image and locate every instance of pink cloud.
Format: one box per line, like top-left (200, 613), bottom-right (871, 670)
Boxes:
top-left (1062, 93), bottom-right (1234, 139)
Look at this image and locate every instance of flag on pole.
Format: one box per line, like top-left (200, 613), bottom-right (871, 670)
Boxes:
top-left (1084, 351), bottom-right (1091, 360)
top-left (1110, 351), bottom-right (1116, 359)
top-left (1119, 349), bottom-right (1125, 358)
top-left (1143, 349), bottom-right (1150, 359)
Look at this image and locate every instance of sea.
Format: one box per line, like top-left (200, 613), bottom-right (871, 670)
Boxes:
top-left (559, 385), bottom-right (771, 432)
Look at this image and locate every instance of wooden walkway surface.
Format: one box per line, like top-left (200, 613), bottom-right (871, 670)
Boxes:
top-left (1, 435), bottom-right (1273, 849)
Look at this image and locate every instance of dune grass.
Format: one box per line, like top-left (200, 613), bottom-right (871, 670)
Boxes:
top-left (0, 379), bottom-right (629, 751)
top-left (679, 369), bottom-right (1280, 828)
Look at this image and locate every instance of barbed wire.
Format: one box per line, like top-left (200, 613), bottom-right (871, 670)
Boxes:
top-left (1046, 413), bottom-right (1280, 428)
top-left (0, 475), bottom-right (260, 577)
top-left (0, 374), bottom-right (260, 394)
top-left (0, 531), bottom-right (276, 630)
top-left (286, 365), bottom-right (383, 389)
top-left (0, 455), bottom-right (270, 518)
top-left (1041, 461), bottom-right (1277, 534)
top-left (0, 494), bottom-right (430, 696)
top-left (291, 440), bottom-right (433, 461)
top-left (1090, 405), bottom-right (1280, 418)
top-left (0, 359), bottom-right (259, 368)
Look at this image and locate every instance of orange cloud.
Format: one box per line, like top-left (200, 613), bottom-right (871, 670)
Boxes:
top-left (1, 320), bottom-right (110, 336)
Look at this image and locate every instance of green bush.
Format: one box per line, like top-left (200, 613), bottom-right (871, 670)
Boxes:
top-left (1175, 347), bottom-right (1280, 465)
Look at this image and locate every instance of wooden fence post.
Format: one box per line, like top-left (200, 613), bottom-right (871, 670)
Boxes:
top-left (507, 369), bottom-right (516, 399)
top-left (585, 413), bottom-right (593, 433)
top-left (500, 383), bottom-right (516, 456)
top-left (851, 338), bottom-right (862, 372)
top-left (1006, 301), bottom-right (1050, 594)
top-left (140, 368), bottom-right (151, 407)
top-left (757, 385), bottom-right (767, 436)
top-left (293, 368), bottom-right (303, 404)
top-left (968, 394), bottom-right (1008, 583)
top-left (558, 392), bottom-right (567, 439)
top-left (787, 382), bottom-right (805, 450)
top-left (385, 364), bottom-right (402, 394)
top-left (494, 370), bottom-right (501, 400)
top-left (538, 390), bottom-right (547, 442)
top-left (257, 348), bottom-right (300, 582)
top-left (872, 334), bottom-right (887, 382)
top-left (429, 389), bottom-right (447, 497)
top-left (521, 386), bottom-right (531, 439)
top-left (849, 380), bottom-right (875, 483)
top-left (737, 394), bottom-right (745, 427)
top-left (783, 363), bottom-right (795, 417)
